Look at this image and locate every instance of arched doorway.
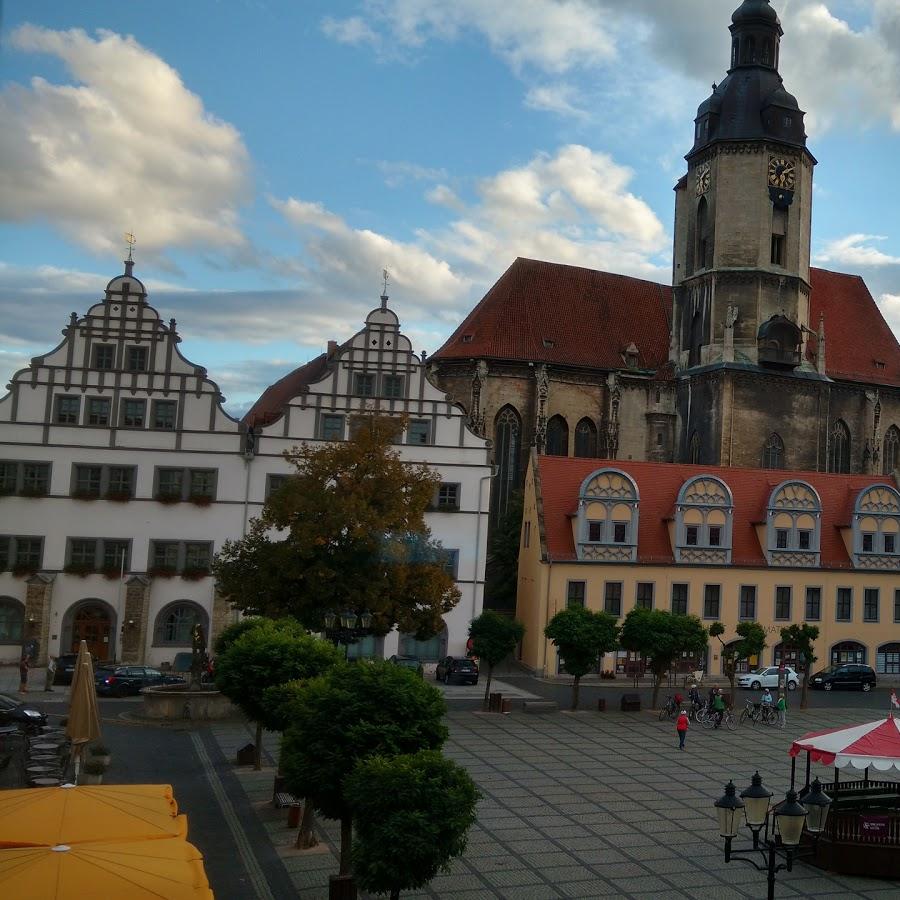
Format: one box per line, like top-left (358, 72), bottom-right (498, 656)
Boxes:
top-left (62, 600), bottom-right (116, 661)
top-left (876, 643), bottom-right (900, 675)
top-left (831, 641), bottom-right (866, 666)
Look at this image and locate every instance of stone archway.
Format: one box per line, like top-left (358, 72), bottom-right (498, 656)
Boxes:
top-left (61, 599), bottom-right (117, 661)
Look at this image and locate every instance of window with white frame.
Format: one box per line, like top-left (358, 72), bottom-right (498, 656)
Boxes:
top-left (149, 540), bottom-right (213, 574)
top-left (703, 584), bottom-right (721, 619)
top-left (0, 536), bottom-right (43, 572)
top-left (604, 582), bottom-right (622, 616)
top-left (739, 585), bottom-right (756, 619)
top-left (0, 598), bottom-right (24, 644)
top-left (121, 399), bottom-right (146, 428)
top-left (432, 483), bottom-right (460, 511)
top-left (674, 476), bottom-right (733, 564)
top-left (152, 400), bottom-right (177, 430)
top-left (1, 461), bottom-right (51, 496)
top-left (575, 468), bottom-right (639, 562)
top-left (381, 374), bottom-right (404, 399)
top-left (852, 484), bottom-right (900, 569)
top-left (352, 372), bottom-right (376, 397)
top-left (671, 583), bottom-right (688, 615)
top-left (566, 581), bottom-right (586, 608)
top-left (765, 481), bottom-right (821, 566)
top-left (407, 420), bottom-right (431, 445)
top-left (154, 467), bottom-right (217, 502)
top-left (320, 414), bottom-right (344, 441)
top-left (87, 398), bottom-right (111, 426)
top-left (805, 587), bottom-right (821, 621)
top-left (55, 395), bottom-right (81, 424)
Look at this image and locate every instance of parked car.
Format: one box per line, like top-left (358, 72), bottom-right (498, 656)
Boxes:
top-left (810, 664), bottom-right (877, 692)
top-left (95, 666), bottom-right (186, 697)
top-left (388, 655), bottom-right (424, 677)
top-left (435, 656), bottom-right (479, 685)
top-left (53, 652), bottom-right (84, 686)
top-left (737, 666), bottom-right (801, 691)
top-left (0, 692), bottom-right (47, 731)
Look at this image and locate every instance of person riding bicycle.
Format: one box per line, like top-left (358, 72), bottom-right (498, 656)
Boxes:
top-left (761, 687), bottom-right (773, 708)
top-left (712, 689), bottom-right (726, 729)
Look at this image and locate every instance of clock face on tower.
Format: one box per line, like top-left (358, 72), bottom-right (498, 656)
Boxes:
top-left (768, 157), bottom-right (796, 190)
top-left (695, 162), bottom-right (711, 197)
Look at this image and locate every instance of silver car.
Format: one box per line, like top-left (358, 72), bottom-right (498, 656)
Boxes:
top-left (737, 666), bottom-right (801, 691)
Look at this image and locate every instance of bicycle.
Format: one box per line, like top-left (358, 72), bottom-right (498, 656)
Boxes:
top-left (703, 707), bottom-right (737, 731)
top-left (658, 695), bottom-right (678, 721)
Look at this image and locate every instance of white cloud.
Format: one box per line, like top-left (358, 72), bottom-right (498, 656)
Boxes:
top-left (321, 15), bottom-right (381, 47)
top-left (880, 293), bottom-right (900, 335)
top-left (425, 184), bottom-right (465, 211)
top-left (373, 159), bottom-right (448, 188)
top-left (816, 234), bottom-right (900, 268)
top-left (0, 26), bottom-right (252, 262)
top-left (524, 83), bottom-right (588, 119)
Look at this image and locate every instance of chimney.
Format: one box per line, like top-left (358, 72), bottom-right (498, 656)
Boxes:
top-left (327, 340), bottom-right (338, 359)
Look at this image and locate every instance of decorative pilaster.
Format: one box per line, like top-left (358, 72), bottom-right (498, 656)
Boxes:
top-left (469, 360), bottom-right (488, 437)
top-left (24, 574), bottom-right (55, 665)
top-left (120, 575), bottom-right (151, 664)
top-left (604, 373), bottom-right (621, 459)
top-left (533, 364), bottom-right (550, 452)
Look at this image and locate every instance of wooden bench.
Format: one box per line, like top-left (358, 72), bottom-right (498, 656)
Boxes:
top-left (523, 700), bottom-right (558, 714)
top-left (274, 791), bottom-right (299, 809)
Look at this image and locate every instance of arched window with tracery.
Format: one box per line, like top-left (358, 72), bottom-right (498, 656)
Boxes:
top-left (493, 406), bottom-right (521, 518)
top-left (689, 431), bottom-right (701, 465)
top-left (153, 601), bottom-right (209, 646)
top-left (0, 597), bottom-right (24, 644)
top-left (545, 415), bottom-right (569, 456)
top-left (765, 480), bottom-right (821, 567)
top-left (883, 426), bottom-right (900, 475)
top-left (762, 433), bottom-right (785, 469)
top-left (574, 418), bottom-right (598, 458)
top-left (674, 475), bottom-right (734, 564)
top-left (852, 483), bottom-right (900, 568)
top-left (575, 468), bottom-right (639, 563)
top-left (829, 419), bottom-right (851, 473)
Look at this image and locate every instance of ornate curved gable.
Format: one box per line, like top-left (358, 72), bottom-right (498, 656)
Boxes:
top-left (675, 475), bottom-right (733, 565)
top-left (853, 484), bottom-right (900, 570)
top-left (765, 480), bottom-right (821, 567)
top-left (575, 468), bottom-right (639, 562)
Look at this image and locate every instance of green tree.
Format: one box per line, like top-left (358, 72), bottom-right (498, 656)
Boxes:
top-left (484, 491), bottom-right (523, 612)
top-left (212, 415), bottom-right (460, 639)
top-left (346, 751), bottom-right (479, 900)
top-left (544, 606), bottom-right (620, 710)
top-left (215, 621), bottom-right (343, 770)
top-left (281, 661), bottom-right (447, 879)
top-left (709, 621), bottom-right (767, 700)
top-left (468, 610), bottom-right (525, 710)
top-left (620, 608), bottom-right (709, 709)
top-left (780, 623), bottom-right (820, 709)
top-left (212, 616), bottom-right (267, 657)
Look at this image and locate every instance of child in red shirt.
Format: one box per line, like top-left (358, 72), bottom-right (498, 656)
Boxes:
top-left (676, 710), bottom-right (690, 750)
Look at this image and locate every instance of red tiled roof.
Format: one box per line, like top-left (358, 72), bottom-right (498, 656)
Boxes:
top-left (433, 257), bottom-right (672, 370)
top-left (433, 258), bottom-right (900, 387)
top-left (537, 456), bottom-right (891, 570)
top-left (243, 353), bottom-right (329, 427)
top-left (808, 268), bottom-right (900, 387)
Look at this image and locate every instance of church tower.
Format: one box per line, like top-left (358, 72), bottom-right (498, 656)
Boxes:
top-left (672, 0), bottom-right (815, 373)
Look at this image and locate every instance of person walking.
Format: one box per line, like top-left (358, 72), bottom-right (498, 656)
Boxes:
top-left (776, 693), bottom-right (787, 728)
top-left (18, 653), bottom-right (30, 693)
top-left (44, 655), bottom-right (57, 692)
top-left (676, 709), bottom-right (690, 750)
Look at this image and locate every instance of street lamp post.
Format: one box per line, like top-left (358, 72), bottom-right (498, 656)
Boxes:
top-left (323, 609), bottom-right (374, 657)
top-left (715, 772), bottom-right (832, 900)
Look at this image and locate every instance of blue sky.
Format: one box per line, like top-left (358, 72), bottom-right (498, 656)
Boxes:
top-left (1, 0), bottom-right (899, 415)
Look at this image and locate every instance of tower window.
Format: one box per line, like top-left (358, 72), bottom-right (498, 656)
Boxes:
top-left (771, 234), bottom-right (784, 266)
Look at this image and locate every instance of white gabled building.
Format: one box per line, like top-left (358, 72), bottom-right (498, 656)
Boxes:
top-left (0, 264), bottom-right (491, 668)
top-left (244, 293), bottom-right (492, 662)
top-left (0, 260), bottom-right (249, 667)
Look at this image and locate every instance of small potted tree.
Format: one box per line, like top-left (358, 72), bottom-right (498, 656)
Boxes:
top-left (80, 759), bottom-right (106, 785)
top-left (88, 743), bottom-right (112, 767)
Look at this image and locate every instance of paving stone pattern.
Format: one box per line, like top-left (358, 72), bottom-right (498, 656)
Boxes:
top-left (213, 708), bottom-right (900, 899)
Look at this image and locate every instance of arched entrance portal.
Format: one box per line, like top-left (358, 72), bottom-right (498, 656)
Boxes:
top-left (62, 601), bottom-right (117, 661)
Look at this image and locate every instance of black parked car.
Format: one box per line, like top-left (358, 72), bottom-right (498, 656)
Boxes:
top-left (95, 666), bottom-right (186, 697)
top-left (0, 692), bottom-right (47, 731)
top-left (809, 663), bottom-right (877, 692)
top-left (53, 653), bottom-right (83, 686)
top-left (435, 656), bottom-right (479, 685)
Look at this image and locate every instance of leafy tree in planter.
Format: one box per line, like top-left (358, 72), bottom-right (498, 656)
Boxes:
top-left (212, 616), bottom-right (267, 657)
top-left (619, 608), bottom-right (709, 709)
top-left (709, 621), bottom-right (767, 700)
top-left (544, 606), bottom-right (619, 710)
top-left (346, 750), bottom-right (479, 900)
top-left (468, 610), bottom-right (525, 710)
top-left (281, 661), bottom-right (447, 881)
top-left (212, 415), bottom-right (460, 640)
top-left (779, 623), bottom-right (819, 709)
top-left (215, 621), bottom-right (342, 770)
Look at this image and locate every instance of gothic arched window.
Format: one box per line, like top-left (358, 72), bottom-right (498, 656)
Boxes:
top-left (545, 415), bottom-right (569, 456)
top-left (883, 426), bottom-right (900, 475)
top-left (574, 418), bottom-right (598, 458)
top-left (762, 433), bottom-right (785, 469)
top-left (153, 601), bottom-right (208, 646)
top-left (829, 419), bottom-right (851, 474)
top-left (689, 432), bottom-right (701, 465)
top-left (493, 406), bottom-right (521, 518)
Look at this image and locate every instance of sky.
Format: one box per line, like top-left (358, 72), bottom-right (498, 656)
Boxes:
top-left (1, 0), bottom-right (899, 417)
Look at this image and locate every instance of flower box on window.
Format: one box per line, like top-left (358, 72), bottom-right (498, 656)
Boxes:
top-left (19, 486), bottom-right (48, 498)
top-left (148, 565), bottom-right (177, 579)
top-left (188, 494), bottom-right (213, 507)
top-left (64, 562), bottom-right (95, 578)
top-left (12, 564), bottom-right (38, 578)
top-left (104, 490), bottom-right (132, 503)
top-left (180, 567), bottom-right (210, 581)
top-left (101, 566), bottom-right (124, 580)
top-left (71, 489), bottom-right (100, 501)
top-left (155, 492), bottom-right (182, 505)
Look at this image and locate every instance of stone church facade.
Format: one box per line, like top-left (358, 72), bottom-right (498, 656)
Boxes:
top-left (430, 0), bottom-right (900, 526)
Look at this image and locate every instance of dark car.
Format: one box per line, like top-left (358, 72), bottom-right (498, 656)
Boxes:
top-left (0, 692), bottom-right (47, 731)
top-left (53, 653), bottom-right (83, 686)
top-left (809, 663), bottom-right (877, 692)
top-left (389, 655), bottom-right (424, 677)
top-left (435, 656), bottom-right (479, 685)
top-left (95, 666), bottom-right (186, 697)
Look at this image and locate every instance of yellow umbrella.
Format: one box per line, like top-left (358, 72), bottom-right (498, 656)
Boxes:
top-left (65, 641), bottom-right (101, 780)
top-left (0, 785), bottom-right (185, 848)
top-left (0, 838), bottom-right (214, 899)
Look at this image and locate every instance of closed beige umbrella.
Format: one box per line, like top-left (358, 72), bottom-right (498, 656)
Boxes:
top-left (65, 642), bottom-right (101, 782)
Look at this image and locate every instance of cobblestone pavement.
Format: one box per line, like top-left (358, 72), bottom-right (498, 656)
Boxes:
top-left (213, 705), bottom-right (900, 900)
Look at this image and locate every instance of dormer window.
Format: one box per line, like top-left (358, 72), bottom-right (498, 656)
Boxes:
top-left (675, 476), bottom-right (733, 564)
top-left (852, 484), bottom-right (900, 569)
top-left (765, 481), bottom-right (821, 567)
top-left (575, 468), bottom-right (639, 563)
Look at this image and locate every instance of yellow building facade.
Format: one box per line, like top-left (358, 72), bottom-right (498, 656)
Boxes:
top-left (517, 453), bottom-right (900, 682)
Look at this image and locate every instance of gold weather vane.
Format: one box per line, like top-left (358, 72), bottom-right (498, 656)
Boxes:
top-left (124, 232), bottom-right (137, 261)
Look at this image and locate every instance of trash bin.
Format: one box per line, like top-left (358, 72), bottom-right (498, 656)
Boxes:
top-left (236, 743), bottom-right (256, 765)
top-left (597, 698), bottom-right (606, 712)
top-left (287, 803), bottom-right (302, 828)
top-left (489, 692), bottom-right (502, 713)
top-left (501, 697), bottom-right (513, 714)
top-left (621, 693), bottom-right (641, 712)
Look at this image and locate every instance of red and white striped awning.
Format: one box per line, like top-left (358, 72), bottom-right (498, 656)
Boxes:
top-left (789, 715), bottom-right (900, 771)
